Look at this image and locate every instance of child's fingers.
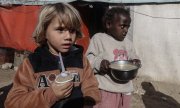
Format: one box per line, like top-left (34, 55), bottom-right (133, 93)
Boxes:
top-left (64, 93), bottom-right (71, 98)
top-left (105, 61), bottom-right (110, 69)
top-left (51, 82), bottom-right (74, 99)
top-left (59, 82), bottom-right (73, 98)
top-left (101, 60), bottom-right (110, 69)
top-left (64, 86), bottom-right (73, 98)
top-left (51, 82), bottom-right (73, 92)
top-left (59, 82), bottom-right (73, 90)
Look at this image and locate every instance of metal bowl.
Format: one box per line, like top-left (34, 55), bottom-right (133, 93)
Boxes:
top-left (109, 60), bottom-right (140, 83)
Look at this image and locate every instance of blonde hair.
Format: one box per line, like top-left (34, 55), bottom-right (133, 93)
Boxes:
top-left (33, 3), bottom-right (82, 45)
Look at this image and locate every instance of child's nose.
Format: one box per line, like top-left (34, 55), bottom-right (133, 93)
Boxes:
top-left (123, 27), bottom-right (129, 34)
top-left (64, 31), bottom-right (72, 40)
top-left (66, 30), bottom-right (71, 37)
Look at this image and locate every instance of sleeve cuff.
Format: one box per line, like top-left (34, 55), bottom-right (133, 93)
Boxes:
top-left (94, 55), bottom-right (103, 72)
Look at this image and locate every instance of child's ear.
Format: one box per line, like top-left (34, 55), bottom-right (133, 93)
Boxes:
top-left (106, 21), bottom-right (111, 29)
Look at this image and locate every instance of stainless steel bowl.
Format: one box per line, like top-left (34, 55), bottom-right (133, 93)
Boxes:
top-left (109, 60), bottom-right (140, 82)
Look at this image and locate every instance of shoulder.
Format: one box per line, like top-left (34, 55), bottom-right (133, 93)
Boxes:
top-left (124, 37), bottom-right (134, 46)
top-left (16, 58), bottom-right (34, 75)
top-left (91, 33), bottom-right (111, 42)
top-left (92, 33), bottom-right (108, 39)
top-left (27, 46), bottom-right (50, 72)
top-left (20, 58), bottom-right (32, 67)
top-left (27, 51), bottom-right (41, 72)
top-left (28, 47), bottom-right (42, 68)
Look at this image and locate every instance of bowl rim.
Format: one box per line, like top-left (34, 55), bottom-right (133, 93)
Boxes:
top-left (110, 60), bottom-right (139, 71)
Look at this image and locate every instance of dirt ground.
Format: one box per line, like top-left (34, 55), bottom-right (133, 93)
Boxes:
top-left (0, 68), bottom-right (180, 108)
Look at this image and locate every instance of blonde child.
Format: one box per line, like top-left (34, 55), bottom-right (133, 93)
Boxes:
top-left (5, 3), bottom-right (100, 108)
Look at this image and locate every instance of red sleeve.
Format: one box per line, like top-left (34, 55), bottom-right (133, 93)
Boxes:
top-left (4, 58), bottom-right (58, 108)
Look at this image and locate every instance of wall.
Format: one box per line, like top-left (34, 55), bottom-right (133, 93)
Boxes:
top-left (130, 4), bottom-right (180, 84)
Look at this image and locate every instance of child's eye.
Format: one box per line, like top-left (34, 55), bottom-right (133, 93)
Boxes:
top-left (69, 28), bottom-right (76, 34)
top-left (56, 27), bottom-right (76, 34)
top-left (120, 25), bottom-right (125, 29)
top-left (120, 25), bottom-right (130, 29)
top-left (57, 27), bottom-right (66, 32)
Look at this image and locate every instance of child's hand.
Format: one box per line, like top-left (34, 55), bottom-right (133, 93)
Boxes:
top-left (129, 59), bottom-right (141, 67)
top-left (99, 59), bottom-right (110, 75)
top-left (51, 81), bottom-right (74, 100)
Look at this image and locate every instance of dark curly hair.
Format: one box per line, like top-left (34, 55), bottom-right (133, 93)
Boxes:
top-left (102, 6), bottom-right (130, 31)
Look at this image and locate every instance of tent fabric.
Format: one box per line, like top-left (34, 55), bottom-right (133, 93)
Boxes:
top-left (0, 5), bottom-right (90, 53)
top-left (132, 4), bottom-right (180, 84)
top-left (0, 6), bottom-right (40, 52)
top-left (1, 0), bottom-right (180, 5)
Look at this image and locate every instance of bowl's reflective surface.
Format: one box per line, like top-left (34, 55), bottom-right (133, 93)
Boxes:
top-left (110, 60), bottom-right (138, 71)
top-left (109, 60), bottom-right (139, 83)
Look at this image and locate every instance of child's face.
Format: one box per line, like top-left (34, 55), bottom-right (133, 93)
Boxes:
top-left (46, 17), bottom-right (77, 54)
top-left (107, 14), bottom-right (131, 41)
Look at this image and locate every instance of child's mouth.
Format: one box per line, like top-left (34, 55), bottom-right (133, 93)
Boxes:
top-left (62, 44), bottom-right (71, 49)
top-left (122, 32), bottom-right (127, 36)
